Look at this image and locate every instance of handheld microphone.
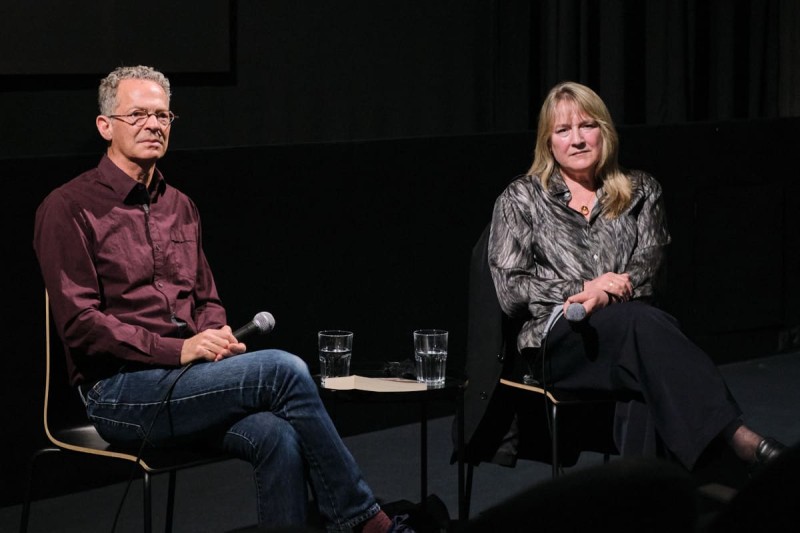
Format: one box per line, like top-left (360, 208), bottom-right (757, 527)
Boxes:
top-left (565, 303), bottom-right (587, 322)
top-left (233, 311), bottom-right (276, 340)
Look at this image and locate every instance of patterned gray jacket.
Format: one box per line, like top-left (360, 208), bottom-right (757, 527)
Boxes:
top-left (488, 170), bottom-right (672, 353)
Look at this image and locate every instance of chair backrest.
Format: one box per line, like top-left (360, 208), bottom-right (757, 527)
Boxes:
top-left (462, 222), bottom-right (540, 462)
top-left (463, 223), bottom-right (616, 466)
top-left (465, 222), bottom-right (526, 374)
top-left (42, 290), bottom-right (235, 469)
top-left (43, 290), bottom-right (59, 440)
top-left (43, 291), bottom-right (97, 440)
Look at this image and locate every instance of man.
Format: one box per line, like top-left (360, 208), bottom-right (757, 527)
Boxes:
top-left (33, 65), bottom-right (404, 532)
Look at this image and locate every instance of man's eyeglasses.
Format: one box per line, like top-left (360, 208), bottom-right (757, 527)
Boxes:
top-left (108, 110), bottom-right (178, 127)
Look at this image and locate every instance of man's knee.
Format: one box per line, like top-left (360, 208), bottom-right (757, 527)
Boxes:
top-left (256, 349), bottom-right (308, 370)
top-left (225, 412), bottom-right (303, 465)
top-left (237, 349), bottom-right (312, 382)
top-left (272, 350), bottom-right (310, 375)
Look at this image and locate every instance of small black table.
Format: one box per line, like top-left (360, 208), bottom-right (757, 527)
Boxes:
top-left (316, 373), bottom-right (466, 520)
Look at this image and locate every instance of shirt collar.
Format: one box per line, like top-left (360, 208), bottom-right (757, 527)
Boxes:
top-left (98, 154), bottom-right (167, 204)
top-left (547, 172), bottom-right (571, 198)
top-left (547, 171), bottom-right (605, 201)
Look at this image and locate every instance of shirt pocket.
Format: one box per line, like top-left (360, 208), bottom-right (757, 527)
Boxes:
top-left (167, 228), bottom-right (198, 285)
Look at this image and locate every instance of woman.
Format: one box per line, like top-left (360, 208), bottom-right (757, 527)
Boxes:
top-left (471, 81), bottom-right (783, 473)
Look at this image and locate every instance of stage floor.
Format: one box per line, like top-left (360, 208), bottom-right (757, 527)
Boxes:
top-left (3, 351), bottom-right (799, 532)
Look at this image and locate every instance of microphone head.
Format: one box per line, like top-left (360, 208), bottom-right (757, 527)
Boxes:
top-left (252, 311), bottom-right (276, 333)
top-left (565, 303), bottom-right (586, 322)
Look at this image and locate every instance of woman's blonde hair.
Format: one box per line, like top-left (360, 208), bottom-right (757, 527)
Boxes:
top-left (529, 81), bottom-right (631, 218)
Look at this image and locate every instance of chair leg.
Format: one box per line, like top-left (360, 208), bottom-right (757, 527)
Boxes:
top-left (19, 491), bottom-right (31, 533)
top-left (19, 456), bottom-right (37, 533)
top-left (550, 402), bottom-right (559, 479)
top-left (19, 447), bottom-right (59, 533)
top-left (464, 463), bottom-right (474, 521)
top-left (143, 471), bottom-right (152, 533)
top-left (165, 471), bottom-right (176, 533)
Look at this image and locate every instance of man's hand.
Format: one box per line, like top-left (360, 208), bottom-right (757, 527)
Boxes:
top-left (180, 326), bottom-right (247, 365)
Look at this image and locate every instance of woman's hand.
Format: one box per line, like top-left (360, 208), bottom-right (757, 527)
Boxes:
top-left (180, 325), bottom-right (247, 365)
top-left (564, 287), bottom-right (611, 317)
top-left (585, 272), bottom-right (632, 302)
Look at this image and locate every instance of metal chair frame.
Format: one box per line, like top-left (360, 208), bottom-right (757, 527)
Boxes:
top-left (20, 292), bottom-right (233, 533)
top-left (462, 377), bottom-right (616, 519)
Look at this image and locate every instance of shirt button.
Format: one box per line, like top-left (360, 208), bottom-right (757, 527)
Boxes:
top-left (156, 281), bottom-right (163, 288)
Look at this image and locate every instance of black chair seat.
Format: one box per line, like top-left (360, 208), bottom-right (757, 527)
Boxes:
top-left (49, 423), bottom-right (231, 473)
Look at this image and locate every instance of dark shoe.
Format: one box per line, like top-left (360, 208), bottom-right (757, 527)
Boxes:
top-left (388, 514), bottom-right (415, 532)
top-left (750, 437), bottom-right (786, 479)
top-left (754, 437), bottom-right (786, 465)
top-left (380, 494), bottom-right (449, 532)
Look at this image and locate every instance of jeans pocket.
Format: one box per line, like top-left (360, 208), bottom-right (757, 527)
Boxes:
top-left (84, 380), bottom-right (103, 403)
top-left (88, 413), bottom-right (147, 444)
top-left (85, 374), bottom-right (148, 444)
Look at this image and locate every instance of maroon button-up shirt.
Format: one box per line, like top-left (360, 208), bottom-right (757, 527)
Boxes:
top-left (34, 155), bottom-right (227, 386)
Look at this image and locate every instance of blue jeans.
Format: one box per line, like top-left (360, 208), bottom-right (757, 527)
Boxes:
top-left (84, 350), bottom-right (380, 531)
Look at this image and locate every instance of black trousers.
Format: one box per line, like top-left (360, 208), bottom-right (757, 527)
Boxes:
top-left (533, 300), bottom-right (742, 470)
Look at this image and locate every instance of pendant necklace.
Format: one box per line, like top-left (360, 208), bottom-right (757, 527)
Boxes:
top-left (579, 204), bottom-right (590, 216)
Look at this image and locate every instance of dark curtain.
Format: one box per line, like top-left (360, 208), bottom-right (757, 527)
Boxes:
top-left (1, 0), bottom-right (797, 157)
top-left (519, 0), bottom-right (800, 128)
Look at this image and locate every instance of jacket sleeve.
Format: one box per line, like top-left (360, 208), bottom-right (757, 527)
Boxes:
top-left (488, 181), bottom-right (583, 318)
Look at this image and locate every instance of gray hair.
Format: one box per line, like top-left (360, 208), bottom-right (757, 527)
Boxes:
top-left (98, 65), bottom-right (171, 115)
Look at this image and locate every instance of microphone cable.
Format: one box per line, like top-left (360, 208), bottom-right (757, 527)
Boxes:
top-left (109, 362), bottom-right (195, 533)
top-left (540, 306), bottom-right (564, 476)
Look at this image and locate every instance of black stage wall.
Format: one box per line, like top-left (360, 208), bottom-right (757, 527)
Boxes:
top-left (3, 119), bottom-right (800, 505)
top-left (3, 1), bottom-right (799, 160)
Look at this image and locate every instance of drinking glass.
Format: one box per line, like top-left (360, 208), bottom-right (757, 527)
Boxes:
top-left (413, 329), bottom-right (448, 388)
top-left (318, 330), bottom-right (353, 386)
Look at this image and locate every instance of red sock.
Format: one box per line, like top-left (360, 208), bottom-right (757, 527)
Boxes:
top-left (360, 510), bottom-right (393, 533)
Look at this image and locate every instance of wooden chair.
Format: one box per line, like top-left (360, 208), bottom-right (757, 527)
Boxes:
top-left (463, 355), bottom-right (618, 519)
top-left (497, 377), bottom-right (616, 478)
top-left (461, 224), bottom-right (618, 519)
top-left (20, 292), bottom-right (234, 533)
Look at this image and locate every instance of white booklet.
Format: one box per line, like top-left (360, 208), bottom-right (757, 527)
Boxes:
top-left (322, 375), bottom-right (427, 392)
